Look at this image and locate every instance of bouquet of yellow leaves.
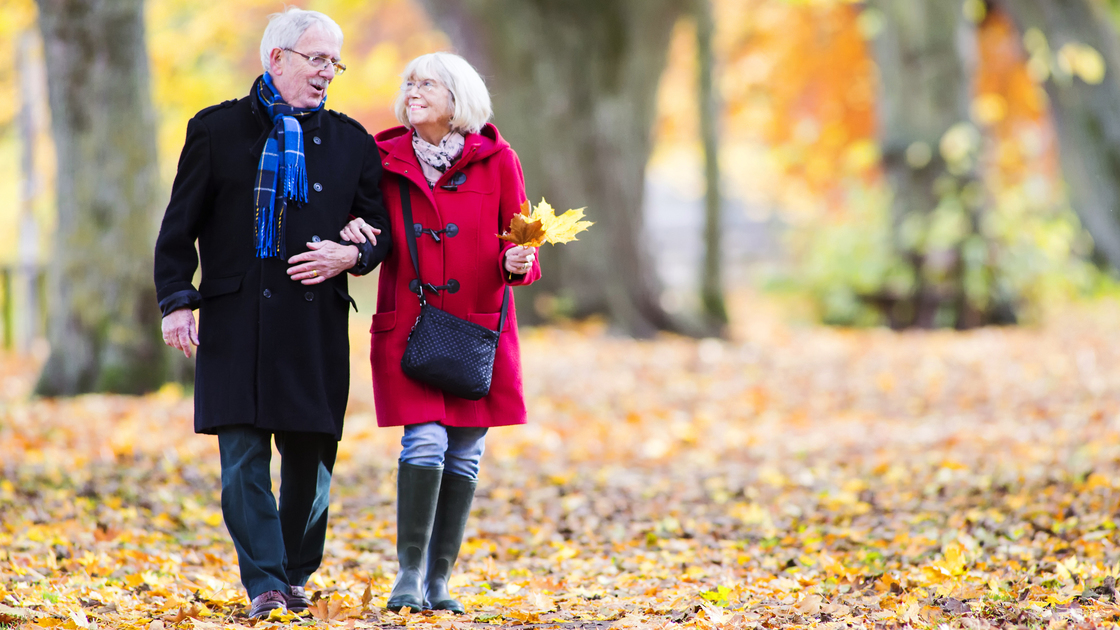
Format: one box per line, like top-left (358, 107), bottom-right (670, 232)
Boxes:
top-left (498, 199), bottom-right (592, 248)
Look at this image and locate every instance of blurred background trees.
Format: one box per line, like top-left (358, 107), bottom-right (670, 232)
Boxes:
top-left (869, 0), bottom-right (994, 328)
top-left (421, 0), bottom-right (691, 337)
top-left (33, 0), bottom-right (165, 394)
top-left (998, 0), bottom-right (1120, 270)
top-left (2, 0), bottom-right (1120, 392)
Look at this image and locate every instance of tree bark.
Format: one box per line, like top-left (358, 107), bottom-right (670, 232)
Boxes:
top-left (35, 0), bottom-right (167, 394)
top-left (695, 0), bottom-right (727, 332)
top-left (996, 0), bottom-right (1120, 270)
top-left (18, 30), bottom-right (46, 354)
top-left (869, 0), bottom-right (991, 328)
top-left (420, 0), bottom-right (688, 337)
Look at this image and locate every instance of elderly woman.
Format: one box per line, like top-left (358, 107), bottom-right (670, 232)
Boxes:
top-left (341, 52), bottom-right (538, 613)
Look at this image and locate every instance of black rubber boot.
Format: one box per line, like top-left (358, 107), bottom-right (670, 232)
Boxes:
top-left (424, 473), bottom-right (477, 613)
top-left (386, 463), bottom-right (443, 612)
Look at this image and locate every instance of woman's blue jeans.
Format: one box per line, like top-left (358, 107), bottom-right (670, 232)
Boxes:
top-left (399, 422), bottom-right (488, 479)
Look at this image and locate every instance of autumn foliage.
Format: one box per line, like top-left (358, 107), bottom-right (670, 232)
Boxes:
top-left (2, 1), bottom-right (1120, 623)
top-left (498, 200), bottom-right (592, 249)
top-left (3, 294), bottom-right (1120, 628)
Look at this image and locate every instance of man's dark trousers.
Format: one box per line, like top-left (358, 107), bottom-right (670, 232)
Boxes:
top-left (218, 426), bottom-right (337, 598)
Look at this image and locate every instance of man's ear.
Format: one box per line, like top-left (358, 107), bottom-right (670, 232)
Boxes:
top-left (268, 48), bottom-right (284, 75)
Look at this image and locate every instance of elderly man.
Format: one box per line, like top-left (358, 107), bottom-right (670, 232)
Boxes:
top-left (154, 8), bottom-right (390, 618)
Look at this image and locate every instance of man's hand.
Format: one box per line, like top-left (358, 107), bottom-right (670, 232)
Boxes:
top-left (287, 240), bottom-right (359, 285)
top-left (162, 308), bottom-right (199, 358)
top-left (340, 217), bottom-right (380, 245)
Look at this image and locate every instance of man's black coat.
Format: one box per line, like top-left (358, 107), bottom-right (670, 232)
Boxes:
top-left (154, 80), bottom-right (391, 439)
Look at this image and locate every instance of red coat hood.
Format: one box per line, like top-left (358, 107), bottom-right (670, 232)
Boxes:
top-left (374, 123), bottom-right (511, 168)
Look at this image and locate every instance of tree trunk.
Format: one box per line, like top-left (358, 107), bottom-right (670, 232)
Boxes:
top-left (34, 0), bottom-right (167, 394)
top-left (869, 0), bottom-right (992, 328)
top-left (996, 0), bottom-right (1120, 270)
top-left (18, 29), bottom-right (46, 354)
top-left (696, 0), bottom-right (727, 333)
top-left (420, 0), bottom-right (688, 337)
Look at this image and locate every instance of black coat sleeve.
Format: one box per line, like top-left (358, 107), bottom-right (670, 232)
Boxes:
top-left (346, 133), bottom-right (391, 276)
top-left (154, 116), bottom-right (212, 315)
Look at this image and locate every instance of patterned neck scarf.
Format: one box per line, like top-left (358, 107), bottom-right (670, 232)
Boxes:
top-left (253, 73), bottom-right (324, 258)
top-left (412, 131), bottom-right (465, 187)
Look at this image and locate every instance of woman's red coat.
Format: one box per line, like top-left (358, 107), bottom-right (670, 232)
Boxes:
top-left (369, 123), bottom-right (540, 428)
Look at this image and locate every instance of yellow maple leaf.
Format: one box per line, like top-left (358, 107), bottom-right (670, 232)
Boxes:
top-left (938, 542), bottom-right (966, 576)
top-left (532, 198), bottom-right (593, 245)
top-left (498, 198), bottom-right (592, 247)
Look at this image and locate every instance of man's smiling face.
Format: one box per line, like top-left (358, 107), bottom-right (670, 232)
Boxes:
top-left (269, 25), bottom-right (340, 108)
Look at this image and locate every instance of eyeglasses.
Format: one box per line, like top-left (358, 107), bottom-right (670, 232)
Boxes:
top-left (400, 79), bottom-right (441, 93)
top-left (284, 49), bottom-right (346, 75)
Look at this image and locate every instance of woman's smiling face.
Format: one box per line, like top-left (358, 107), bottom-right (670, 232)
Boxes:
top-left (404, 76), bottom-right (453, 134)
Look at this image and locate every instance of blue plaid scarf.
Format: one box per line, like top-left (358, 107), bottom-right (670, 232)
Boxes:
top-left (253, 73), bottom-right (324, 258)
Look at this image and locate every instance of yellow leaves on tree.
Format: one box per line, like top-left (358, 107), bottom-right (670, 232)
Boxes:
top-left (498, 199), bottom-right (593, 248)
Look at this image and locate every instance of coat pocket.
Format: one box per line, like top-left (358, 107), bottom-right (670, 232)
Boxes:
top-left (467, 311), bottom-right (510, 333)
top-left (199, 274), bottom-right (244, 299)
top-left (370, 310), bottom-right (397, 333)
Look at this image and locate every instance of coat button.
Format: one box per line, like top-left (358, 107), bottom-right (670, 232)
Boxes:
top-left (305, 292), bottom-right (314, 302)
top-left (311, 235), bottom-right (321, 243)
top-left (313, 183), bottom-right (322, 192)
top-left (263, 289), bottom-right (272, 298)
top-left (313, 136), bottom-right (321, 145)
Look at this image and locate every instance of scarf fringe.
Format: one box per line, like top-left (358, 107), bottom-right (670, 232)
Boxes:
top-left (254, 198), bottom-right (285, 259)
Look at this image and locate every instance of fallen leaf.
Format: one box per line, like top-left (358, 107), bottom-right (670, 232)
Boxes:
top-left (795, 594), bottom-right (822, 615)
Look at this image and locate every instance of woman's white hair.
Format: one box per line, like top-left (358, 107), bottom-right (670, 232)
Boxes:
top-left (259, 8), bottom-right (343, 72)
top-left (393, 52), bottom-right (492, 135)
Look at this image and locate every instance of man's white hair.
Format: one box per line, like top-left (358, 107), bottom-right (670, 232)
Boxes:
top-left (259, 7), bottom-right (343, 71)
top-left (393, 52), bottom-right (492, 135)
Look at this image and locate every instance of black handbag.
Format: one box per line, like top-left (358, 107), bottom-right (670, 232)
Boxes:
top-left (397, 179), bottom-right (510, 400)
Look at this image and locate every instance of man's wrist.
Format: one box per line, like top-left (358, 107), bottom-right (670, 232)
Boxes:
top-left (158, 288), bottom-right (201, 317)
top-left (339, 240), bottom-right (367, 270)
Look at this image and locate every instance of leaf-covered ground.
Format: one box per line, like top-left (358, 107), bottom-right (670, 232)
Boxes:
top-left (3, 294), bottom-right (1120, 629)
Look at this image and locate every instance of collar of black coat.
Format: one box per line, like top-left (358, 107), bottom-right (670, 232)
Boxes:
top-left (248, 74), bottom-right (324, 133)
top-left (248, 74), bottom-right (324, 157)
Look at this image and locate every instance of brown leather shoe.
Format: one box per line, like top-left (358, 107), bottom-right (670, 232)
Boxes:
top-left (286, 585), bottom-right (311, 612)
top-left (248, 590), bottom-right (286, 618)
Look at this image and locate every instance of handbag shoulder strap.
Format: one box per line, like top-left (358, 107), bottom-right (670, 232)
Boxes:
top-left (496, 279), bottom-right (510, 343)
top-left (398, 178), bottom-right (424, 294)
top-left (398, 177), bottom-right (511, 337)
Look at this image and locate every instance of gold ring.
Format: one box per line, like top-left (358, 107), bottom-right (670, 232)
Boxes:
top-left (312, 270), bottom-right (318, 277)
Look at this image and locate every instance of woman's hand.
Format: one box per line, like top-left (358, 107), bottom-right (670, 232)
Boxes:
top-left (340, 217), bottom-right (381, 245)
top-left (504, 246), bottom-right (536, 275)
